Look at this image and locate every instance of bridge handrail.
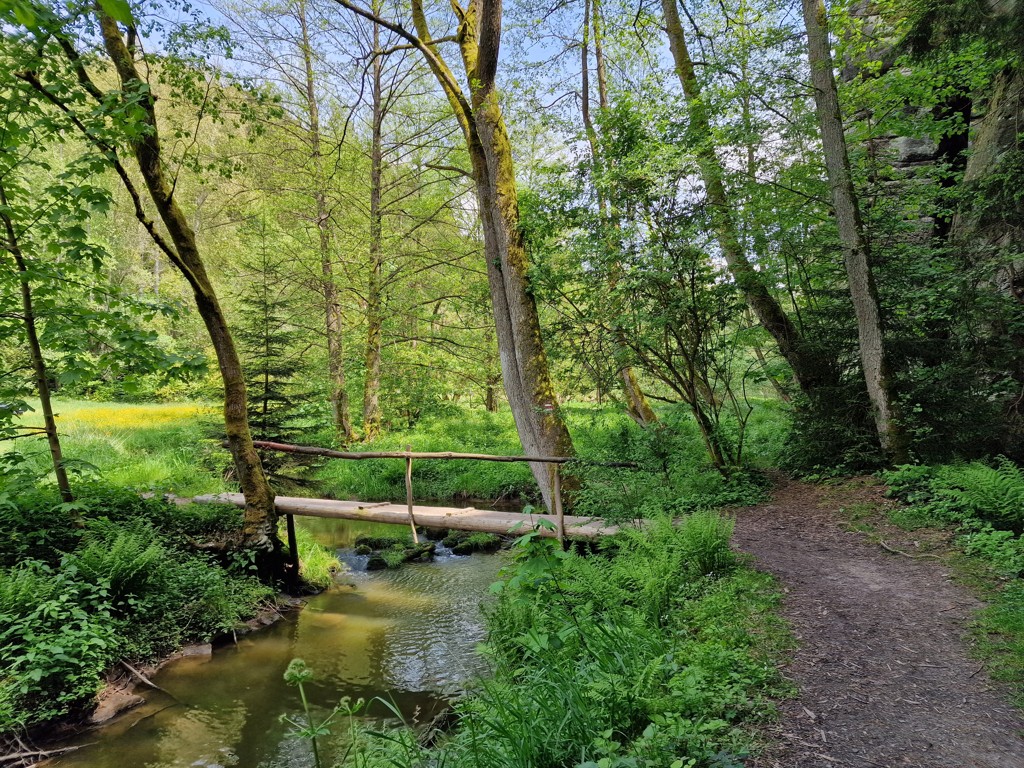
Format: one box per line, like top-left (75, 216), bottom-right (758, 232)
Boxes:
top-left (250, 440), bottom-right (640, 468)
top-left (249, 439), bottom-right (639, 550)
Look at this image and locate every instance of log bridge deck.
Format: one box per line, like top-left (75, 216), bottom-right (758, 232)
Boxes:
top-left (192, 492), bottom-right (619, 540)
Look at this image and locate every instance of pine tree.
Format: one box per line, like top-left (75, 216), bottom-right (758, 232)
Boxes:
top-left (235, 217), bottom-right (311, 478)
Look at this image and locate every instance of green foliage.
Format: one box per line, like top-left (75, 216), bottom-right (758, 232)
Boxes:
top-left (315, 405), bottom-right (771, 521)
top-left (281, 659), bottom-right (359, 768)
top-left (962, 528), bottom-right (1024, 577)
top-left (0, 483), bottom-right (273, 731)
top-left (290, 525), bottom-right (344, 590)
top-left (0, 561), bottom-right (114, 727)
top-left (348, 513), bottom-right (785, 768)
top-left (884, 458), bottom-right (1024, 532)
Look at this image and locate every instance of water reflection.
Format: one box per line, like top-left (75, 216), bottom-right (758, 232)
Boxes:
top-left (54, 520), bottom-right (502, 768)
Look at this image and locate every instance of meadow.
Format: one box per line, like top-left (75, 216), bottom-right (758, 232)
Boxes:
top-left (7, 400), bottom-right (228, 497)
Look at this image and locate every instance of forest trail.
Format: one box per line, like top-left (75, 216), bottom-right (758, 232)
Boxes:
top-left (731, 477), bottom-right (1024, 768)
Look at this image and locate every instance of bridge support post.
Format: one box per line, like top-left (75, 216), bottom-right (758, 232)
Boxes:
top-left (550, 463), bottom-right (564, 546)
top-left (405, 446), bottom-right (420, 544)
top-left (285, 513), bottom-right (300, 587)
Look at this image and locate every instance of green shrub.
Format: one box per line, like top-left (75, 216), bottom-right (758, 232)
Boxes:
top-left (884, 458), bottom-right (1024, 533)
top-left (0, 561), bottom-right (116, 728)
top-left (69, 519), bottom-right (165, 604)
top-left (0, 483), bottom-right (274, 730)
top-left (961, 527), bottom-right (1024, 577)
top-left (937, 458), bottom-right (1024, 531)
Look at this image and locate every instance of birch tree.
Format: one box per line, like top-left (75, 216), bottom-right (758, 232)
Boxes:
top-left (801, 0), bottom-right (907, 462)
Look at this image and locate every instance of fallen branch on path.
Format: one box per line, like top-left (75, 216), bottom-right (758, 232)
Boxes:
top-left (878, 540), bottom-right (945, 560)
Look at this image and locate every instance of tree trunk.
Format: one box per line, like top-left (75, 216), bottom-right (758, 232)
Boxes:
top-left (470, 90), bottom-right (574, 509)
top-left (660, 0), bottom-right (836, 395)
top-left (96, 10), bottom-right (278, 550)
top-left (801, 0), bottom-right (908, 463)
top-left (363, 12), bottom-right (385, 441)
top-left (333, 0), bottom-right (576, 510)
top-left (582, 0), bottom-right (658, 426)
top-left (0, 183), bottom-right (73, 504)
top-left (297, 0), bottom-right (356, 444)
top-left (461, 2), bottom-right (575, 510)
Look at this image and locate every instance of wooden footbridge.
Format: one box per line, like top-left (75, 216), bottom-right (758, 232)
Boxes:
top-left (199, 441), bottom-right (632, 546)
top-left (192, 492), bottom-right (619, 540)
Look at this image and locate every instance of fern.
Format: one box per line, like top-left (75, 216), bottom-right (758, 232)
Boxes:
top-left (938, 457), bottom-right (1024, 529)
top-left (68, 519), bottom-right (166, 600)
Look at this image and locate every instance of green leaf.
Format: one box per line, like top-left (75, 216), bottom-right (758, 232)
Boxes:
top-left (97, 0), bottom-right (133, 24)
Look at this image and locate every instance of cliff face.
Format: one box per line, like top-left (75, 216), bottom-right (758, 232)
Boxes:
top-left (838, 0), bottom-right (1022, 242)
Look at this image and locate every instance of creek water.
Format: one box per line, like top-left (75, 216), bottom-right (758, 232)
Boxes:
top-left (53, 518), bottom-right (504, 768)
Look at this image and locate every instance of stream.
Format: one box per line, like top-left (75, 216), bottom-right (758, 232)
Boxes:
top-left (52, 518), bottom-right (504, 768)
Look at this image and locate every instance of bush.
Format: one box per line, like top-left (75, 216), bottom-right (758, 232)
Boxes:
top-left (0, 561), bottom-right (115, 728)
top-left (962, 527), bottom-right (1024, 577)
top-left (0, 484), bottom-right (274, 731)
top-left (883, 458), bottom-right (1024, 533)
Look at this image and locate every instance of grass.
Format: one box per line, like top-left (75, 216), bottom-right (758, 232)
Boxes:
top-left (312, 403), bottom-right (783, 519)
top-left (6, 399), bottom-right (790, 520)
top-left (7, 399), bottom-right (227, 497)
top-left (289, 523), bottom-right (344, 590)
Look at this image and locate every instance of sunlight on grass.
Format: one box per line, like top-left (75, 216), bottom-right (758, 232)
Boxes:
top-left (9, 400), bottom-right (226, 496)
top-left (46, 402), bottom-right (213, 431)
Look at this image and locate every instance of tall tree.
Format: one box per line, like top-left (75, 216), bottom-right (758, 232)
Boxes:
top-left (0, 181), bottom-right (72, 503)
top-left (332, 0), bottom-right (575, 509)
top-left (4, 3), bottom-right (279, 553)
top-left (92, 9), bottom-right (277, 549)
top-left (363, 3), bottom-right (386, 439)
top-left (580, 0), bottom-right (658, 427)
top-left (801, 0), bottom-right (907, 462)
top-left (659, 0), bottom-right (836, 396)
top-left (294, 0), bottom-right (358, 443)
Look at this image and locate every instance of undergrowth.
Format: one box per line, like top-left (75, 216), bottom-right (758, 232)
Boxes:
top-left (0, 482), bottom-right (276, 732)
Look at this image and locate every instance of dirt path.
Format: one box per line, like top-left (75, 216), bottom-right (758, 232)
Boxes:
top-left (732, 477), bottom-right (1024, 768)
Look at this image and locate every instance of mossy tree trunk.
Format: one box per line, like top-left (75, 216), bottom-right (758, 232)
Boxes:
top-left (95, 9), bottom-right (278, 552)
top-left (332, 0), bottom-right (575, 510)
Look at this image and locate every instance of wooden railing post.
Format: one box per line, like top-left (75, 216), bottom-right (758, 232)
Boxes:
top-left (405, 444), bottom-right (419, 544)
top-left (549, 463), bottom-right (564, 545)
top-left (285, 513), bottom-right (300, 587)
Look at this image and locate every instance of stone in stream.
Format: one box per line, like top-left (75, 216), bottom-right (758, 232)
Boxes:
top-left (441, 530), bottom-right (502, 555)
top-left (357, 537), bottom-right (437, 570)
